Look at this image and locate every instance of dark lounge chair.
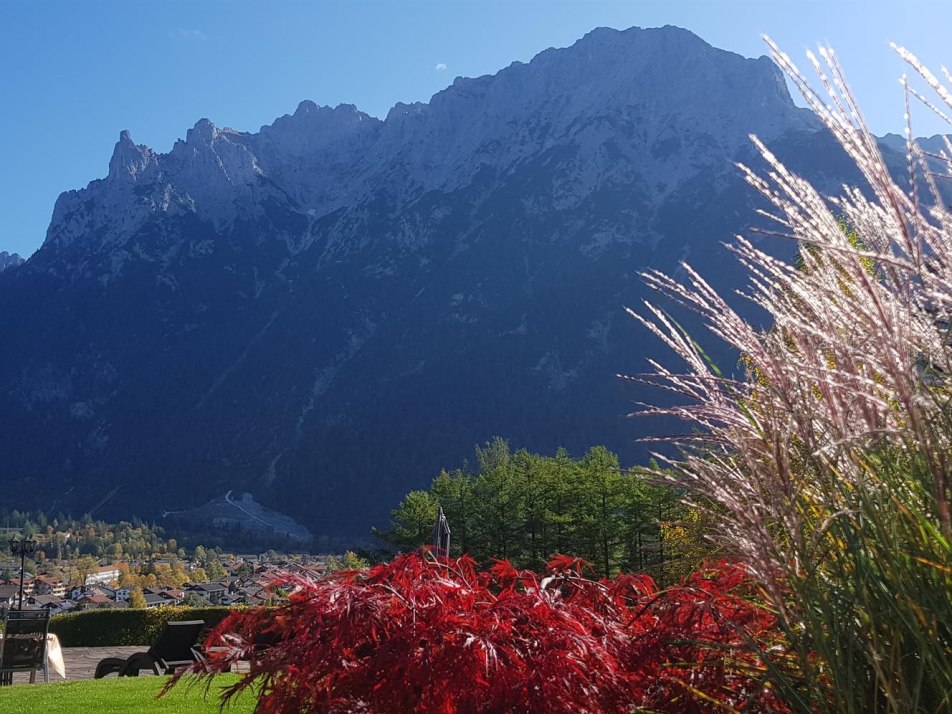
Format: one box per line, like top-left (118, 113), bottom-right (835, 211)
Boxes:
top-left (94, 619), bottom-right (205, 678)
top-left (0, 609), bottom-right (51, 685)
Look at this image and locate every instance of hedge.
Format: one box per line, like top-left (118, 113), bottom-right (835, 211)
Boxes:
top-left (48, 606), bottom-right (241, 647)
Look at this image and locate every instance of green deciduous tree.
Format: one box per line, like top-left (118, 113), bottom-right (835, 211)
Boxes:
top-left (128, 586), bottom-right (147, 609)
top-left (375, 490), bottom-right (439, 549)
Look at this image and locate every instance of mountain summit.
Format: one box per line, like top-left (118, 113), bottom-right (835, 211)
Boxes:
top-left (0, 252), bottom-right (23, 272)
top-left (0, 26), bottom-right (844, 537)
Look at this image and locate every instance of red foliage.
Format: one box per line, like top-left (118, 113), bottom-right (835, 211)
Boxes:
top-left (172, 552), bottom-right (790, 712)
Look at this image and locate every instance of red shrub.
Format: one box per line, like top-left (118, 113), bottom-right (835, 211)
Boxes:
top-left (171, 552), bottom-right (789, 712)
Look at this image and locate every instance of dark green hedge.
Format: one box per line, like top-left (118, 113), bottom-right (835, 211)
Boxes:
top-left (49, 606), bottom-right (240, 647)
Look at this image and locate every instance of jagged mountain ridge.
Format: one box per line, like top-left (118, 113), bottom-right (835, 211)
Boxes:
top-left (43, 26), bottom-right (811, 258)
top-left (0, 26), bottom-right (872, 538)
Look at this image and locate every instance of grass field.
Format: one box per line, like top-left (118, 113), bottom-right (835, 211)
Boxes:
top-left (0, 675), bottom-right (256, 713)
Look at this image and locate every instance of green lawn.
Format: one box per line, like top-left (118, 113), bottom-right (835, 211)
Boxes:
top-left (0, 675), bottom-right (256, 713)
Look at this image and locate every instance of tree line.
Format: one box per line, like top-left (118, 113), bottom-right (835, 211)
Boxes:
top-left (0, 511), bottom-right (183, 562)
top-left (0, 511), bottom-right (243, 589)
top-left (377, 438), bottom-right (712, 580)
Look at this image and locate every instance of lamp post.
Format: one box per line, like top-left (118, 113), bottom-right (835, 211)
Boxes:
top-left (10, 536), bottom-right (37, 610)
top-left (432, 507), bottom-right (451, 559)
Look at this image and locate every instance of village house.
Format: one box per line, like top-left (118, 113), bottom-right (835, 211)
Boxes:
top-left (142, 592), bottom-right (169, 609)
top-left (226, 585), bottom-right (271, 607)
top-left (32, 575), bottom-right (66, 598)
top-left (141, 587), bottom-right (184, 606)
top-left (26, 594), bottom-right (74, 615)
top-left (68, 584), bottom-right (126, 604)
top-left (0, 583), bottom-right (18, 608)
top-left (85, 565), bottom-right (121, 586)
top-left (4, 575), bottom-right (37, 598)
top-left (158, 588), bottom-right (184, 604)
top-left (75, 591), bottom-right (117, 610)
top-left (187, 582), bottom-right (227, 605)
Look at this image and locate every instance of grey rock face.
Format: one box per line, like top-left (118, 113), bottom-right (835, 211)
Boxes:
top-left (41, 26), bottom-right (813, 260)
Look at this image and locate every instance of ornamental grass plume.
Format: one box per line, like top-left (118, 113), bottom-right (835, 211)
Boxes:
top-left (629, 39), bottom-right (952, 712)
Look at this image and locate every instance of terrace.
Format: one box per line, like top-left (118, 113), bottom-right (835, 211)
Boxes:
top-left (1, 645), bottom-right (250, 684)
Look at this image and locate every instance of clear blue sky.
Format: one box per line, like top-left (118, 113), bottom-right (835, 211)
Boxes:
top-left (2, 0), bottom-right (950, 258)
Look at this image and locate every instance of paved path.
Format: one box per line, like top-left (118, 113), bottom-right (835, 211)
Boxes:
top-left (4, 646), bottom-right (147, 684)
top-left (60, 645), bottom-right (144, 681)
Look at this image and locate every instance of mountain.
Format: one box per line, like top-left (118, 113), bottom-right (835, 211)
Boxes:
top-left (0, 252), bottom-right (23, 273)
top-left (0, 26), bottom-right (884, 539)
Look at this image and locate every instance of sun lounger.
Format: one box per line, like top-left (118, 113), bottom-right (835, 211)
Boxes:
top-left (93, 619), bottom-right (205, 678)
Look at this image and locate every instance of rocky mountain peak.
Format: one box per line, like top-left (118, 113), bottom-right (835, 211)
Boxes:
top-left (295, 99), bottom-right (319, 115)
top-left (169, 117), bottom-right (262, 188)
top-left (290, 100), bottom-right (369, 124)
top-left (259, 101), bottom-right (380, 150)
top-left (108, 130), bottom-right (159, 183)
top-left (0, 251), bottom-right (23, 272)
top-left (185, 117), bottom-right (220, 145)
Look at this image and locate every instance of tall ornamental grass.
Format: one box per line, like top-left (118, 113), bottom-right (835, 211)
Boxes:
top-left (632, 40), bottom-right (952, 712)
